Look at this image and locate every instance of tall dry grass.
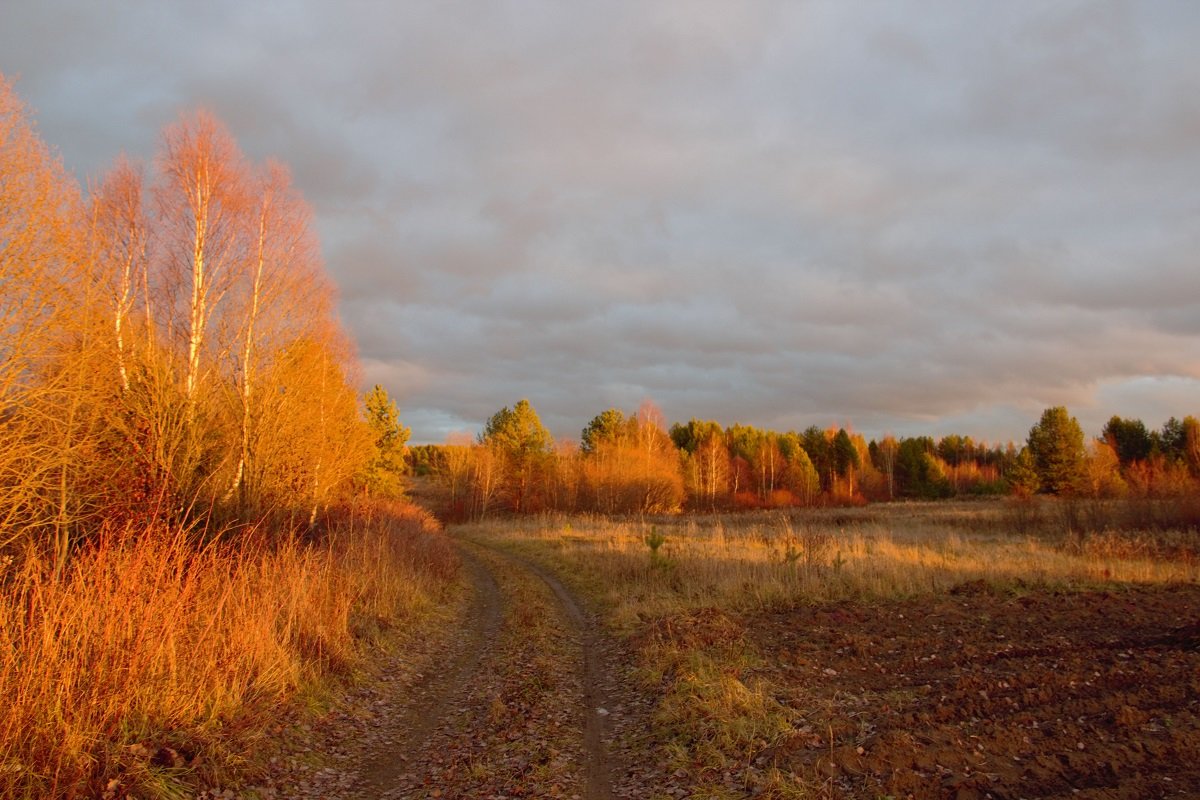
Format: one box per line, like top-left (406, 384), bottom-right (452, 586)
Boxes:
top-left (0, 506), bottom-right (455, 799)
top-left (464, 499), bottom-right (1200, 629)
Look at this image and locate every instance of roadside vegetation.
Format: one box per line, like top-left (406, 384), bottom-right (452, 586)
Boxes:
top-left (1, 507), bottom-right (454, 799)
top-left (0, 74), bottom-right (455, 799)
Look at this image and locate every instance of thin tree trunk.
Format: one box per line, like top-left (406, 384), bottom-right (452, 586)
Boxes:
top-left (226, 193), bottom-right (269, 505)
top-left (185, 177), bottom-right (208, 403)
top-left (309, 347), bottom-right (327, 527)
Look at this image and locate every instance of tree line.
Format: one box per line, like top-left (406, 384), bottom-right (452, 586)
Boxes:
top-left (409, 400), bottom-right (1200, 520)
top-left (0, 75), bottom-right (407, 568)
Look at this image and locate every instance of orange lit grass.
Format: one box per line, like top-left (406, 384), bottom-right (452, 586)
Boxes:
top-left (0, 509), bottom-right (454, 799)
top-left (463, 501), bottom-right (1200, 629)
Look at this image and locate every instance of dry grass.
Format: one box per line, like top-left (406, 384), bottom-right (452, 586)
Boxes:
top-left (464, 500), bottom-right (1198, 630)
top-left (0, 506), bottom-right (456, 799)
top-left (460, 498), bottom-right (1199, 798)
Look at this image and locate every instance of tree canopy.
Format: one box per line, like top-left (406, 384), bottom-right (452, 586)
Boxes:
top-left (480, 399), bottom-right (553, 513)
top-left (1027, 406), bottom-right (1086, 494)
top-left (580, 408), bottom-right (626, 454)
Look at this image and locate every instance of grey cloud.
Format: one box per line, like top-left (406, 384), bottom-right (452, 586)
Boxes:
top-left (2, 1), bottom-right (1197, 444)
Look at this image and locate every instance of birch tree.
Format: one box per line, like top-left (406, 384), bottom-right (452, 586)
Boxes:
top-left (252, 329), bottom-right (371, 525)
top-left (87, 157), bottom-right (149, 395)
top-left (155, 111), bottom-right (251, 406)
top-left (222, 161), bottom-right (326, 508)
top-left (875, 435), bottom-right (899, 500)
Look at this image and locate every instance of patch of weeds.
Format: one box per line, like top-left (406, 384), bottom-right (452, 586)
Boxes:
top-left (633, 608), bottom-right (800, 796)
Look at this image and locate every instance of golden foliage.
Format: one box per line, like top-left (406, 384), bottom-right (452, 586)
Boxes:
top-left (0, 75), bottom-right (378, 553)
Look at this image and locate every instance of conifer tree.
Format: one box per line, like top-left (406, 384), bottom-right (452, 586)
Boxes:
top-left (362, 384), bottom-right (411, 499)
top-left (1026, 406), bottom-right (1086, 494)
top-left (480, 399), bottom-right (552, 513)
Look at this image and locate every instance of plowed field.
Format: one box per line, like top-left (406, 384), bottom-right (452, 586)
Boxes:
top-left (751, 583), bottom-right (1200, 799)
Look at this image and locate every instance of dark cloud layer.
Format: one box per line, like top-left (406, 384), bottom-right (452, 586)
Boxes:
top-left (3, 1), bottom-right (1198, 444)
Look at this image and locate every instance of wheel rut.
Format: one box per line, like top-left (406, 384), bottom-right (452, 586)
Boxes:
top-left (362, 538), bottom-right (619, 799)
top-left (358, 547), bottom-right (502, 795)
top-left (245, 536), bottom-right (654, 799)
top-left (481, 545), bottom-right (616, 800)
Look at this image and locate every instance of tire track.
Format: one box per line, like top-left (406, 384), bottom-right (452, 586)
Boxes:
top-left (358, 546), bottom-right (502, 796)
top-left (478, 545), bottom-right (616, 800)
top-left (360, 538), bottom-right (616, 799)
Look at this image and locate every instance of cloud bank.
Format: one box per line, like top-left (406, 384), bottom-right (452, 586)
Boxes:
top-left (3, 1), bottom-right (1197, 443)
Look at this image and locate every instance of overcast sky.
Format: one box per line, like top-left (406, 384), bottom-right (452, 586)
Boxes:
top-left (3, 1), bottom-right (1197, 444)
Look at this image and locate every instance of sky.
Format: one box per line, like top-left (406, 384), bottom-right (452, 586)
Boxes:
top-left (2, 1), bottom-right (1198, 445)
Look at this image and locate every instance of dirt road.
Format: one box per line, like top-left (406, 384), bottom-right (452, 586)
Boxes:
top-left (357, 547), bottom-right (506, 795)
top-left (243, 537), bottom-right (678, 800)
top-left (360, 539), bottom-right (619, 799)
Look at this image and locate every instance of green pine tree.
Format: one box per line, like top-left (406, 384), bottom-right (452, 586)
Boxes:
top-left (1006, 447), bottom-right (1041, 497)
top-left (363, 384), bottom-right (411, 499)
top-left (480, 399), bottom-right (553, 513)
top-left (1026, 406), bottom-right (1085, 494)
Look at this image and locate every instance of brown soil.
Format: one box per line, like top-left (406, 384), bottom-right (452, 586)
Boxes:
top-left (359, 539), bottom-right (636, 799)
top-left (358, 547), bottom-right (505, 795)
top-left (497, 549), bottom-right (616, 799)
top-left (747, 582), bottom-right (1200, 799)
top-left (240, 538), bottom-right (674, 799)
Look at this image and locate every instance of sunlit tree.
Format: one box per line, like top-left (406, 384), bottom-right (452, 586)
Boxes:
top-left (581, 408), bottom-right (626, 455)
top-left (832, 428), bottom-right (860, 498)
top-left (694, 428), bottom-right (731, 510)
top-left (874, 435), bottom-right (898, 500)
top-left (1026, 406), bottom-right (1086, 495)
top-left (580, 402), bottom-right (683, 514)
top-left (1183, 416), bottom-right (1200, 478)
top-left (0, 75), bottom-right (377, 552)
top-left (361, 384), bottom-right (411, 500)
top-left (1081, 438), bottom-right (1126, 498)
top-left (222, 162), bottom-right (328, 508)
top-left (0, 74), bottom-right (89, 561)
top-left (87, 156), bottom-right (149, 395)
top-left (781, 435), bottom-right (820, 505)
top-left (1006, 447), bottom-right (1040, 497)
top-left (253, 331), bottom-right (372, 525)
top-left (155, 110), bottom-right (252, 405)
top-left (480, 399), bottom-right (553, 513)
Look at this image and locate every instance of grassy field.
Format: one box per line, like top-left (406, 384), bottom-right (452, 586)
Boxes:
top-left (463, 499), bottom-right (1198, 626)
top-left (0, 506), bottom-right (456, 800)
top-left (460, 498), bottom-right (1200, 798)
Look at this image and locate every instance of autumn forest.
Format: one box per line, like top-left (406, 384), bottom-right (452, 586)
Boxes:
top-left (410, 399), bottom-right (1200, 520)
